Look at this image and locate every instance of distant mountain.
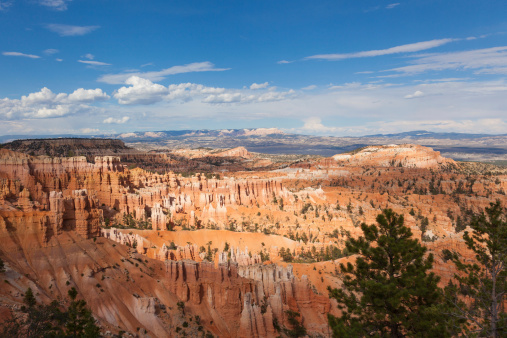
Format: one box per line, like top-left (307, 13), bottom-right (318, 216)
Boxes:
top-left (1, 128), bottom-right (506, 162)
top-left (0, 128), bottom-right (286, 144)
top-left (113, 128), bottom-right (285, 141)
top-left (364, 130), bottom-right (506, 140)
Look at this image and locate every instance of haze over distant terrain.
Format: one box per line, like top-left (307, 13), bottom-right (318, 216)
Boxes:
top-left (0, 1), bottom-right (506, 136)
top-left (1, 128), bottom-right (506, 163)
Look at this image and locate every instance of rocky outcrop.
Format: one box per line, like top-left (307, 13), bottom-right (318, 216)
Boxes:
top-left (2, 138), bottom-right (135, 160)
top-left (0, 149), bottom-right (291, 231)
top-left (331, 144), bottom-right (455, 168)
top-left (151, 203), bottom-right (167, 231)
top-left (162, 260), bottom-right (331, 337)
top-left (0, 188), bottom-right (101, 244)
top-left (210, 147), bottom-right (252, 159)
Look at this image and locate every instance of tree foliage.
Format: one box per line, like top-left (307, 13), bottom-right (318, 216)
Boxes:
top-left (2, 287), bottom-right (100, 337)
top-left (443, 200), bottom-right (507, 337)
top-left (328, 209), bottom-right (450, 337)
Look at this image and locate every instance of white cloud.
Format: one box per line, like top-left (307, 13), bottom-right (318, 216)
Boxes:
top-left (387, 46), bottom-right (507, 75)
top-left (83, 53), bottom-right (94, 60)
top-left (0, 1), bottom-right (12, 10)
top-left (38, 0), bottom-right (71, 11)
top-left (475, 67), bottom-right (507, 75)
top-left (114, 76), bottom-right (295, 105)
top-left (301, 85), bottom-right (317, 90)
top-left (301, 117), bottom-right (337, 133)
top-left (203, 89), bottom-right (294, 104)
top-left (202, 93), bottom-right (242, 103)
top-left (114, 76), bottom-right (169, 105)
top-left (404, 90), bottom-right (424, 99)
top-left (21, 87), bottom-right (65, 105)
top-left (78, 60), bottom-right (111, 66)
top-left (0, 87), bottom-right (109, 120)
top-left (56, 58), bottom-right (63, 62)
top-left (80, 128), bottom-right (100, 134)
top-left (46, 24), bottom-right (99, 36)
top-left (386, 3), bottom-right (400, 9)
top-left (43, 49), bottom-right (59, 55)
top-left (3, 51), bottom-right (40, 59)
top-left (67, 88), bottom-right (109, 103)
top-left (277, 60), bottom-right (292, 64)
top-left (250, 82), bottom-right (269, 90)
top-left (305, 38), bottom-right (456, 61)
top-left (98, 61), bottom-right (230, 84)
top-left (103, 116), bottom-right (130, 124)
top-left (32, 105), bottom-right (70, 118)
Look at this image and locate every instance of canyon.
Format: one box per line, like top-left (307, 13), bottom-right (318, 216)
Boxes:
top-left (0, 140), bottom-right (505, 337)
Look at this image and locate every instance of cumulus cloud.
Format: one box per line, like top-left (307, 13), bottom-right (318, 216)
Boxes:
top-left (305, 38), bottom-right (456, 61)
top-left (202, 93), bottom-right (242, 103)
top-left (46, 24), bottom-right (99, 36)
top-left (3, 51), bottom-right (40, 59)
top-left (78, 60), bottom-right (111, 66)
top-left (114, 76), bottom-right (169, 105)
top-left (80, 128), bottom-right (100, 134)
top-left (301, 117), bottom-right (337, 133)
top-left (404, 90), bottom-right (424, 99)
top-left (5, 77), bottom-right (507, 136)
top-left (114, 76), bottom-right (295, 105)
top-left (32, 105), bottom-right (70, 118)
top-left (103, 116), bottom-right (130, 124)
top-left (250, 82), bottom-right (269, 90)
top-left (98, 61), bottom-right (230, 84)
top-left (0, 87), bottom-right (109, 120)
top-left (38, 0), bottom-right (71, 11)
top-left (67, 88), bottom-right (109, 103)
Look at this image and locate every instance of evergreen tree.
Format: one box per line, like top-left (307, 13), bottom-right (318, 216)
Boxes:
top-left (443, 200), bottom-right (506, 337)
top-left (23, 287), bottom-right (37, 308)
top-left (65, 287), bottom-right (101, 337)
top-left (2, 287), bottom-right (100, 337)
top-left (328, 209), bottom-right (449, 337)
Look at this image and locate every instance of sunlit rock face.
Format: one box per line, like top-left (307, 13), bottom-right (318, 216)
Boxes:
top-left (332, 144), bottom-right (455, 168)
top-left (0, 144), bottom-right (505, 337)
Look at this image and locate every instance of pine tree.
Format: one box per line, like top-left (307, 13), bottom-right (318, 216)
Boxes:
top-left (2, 287), bottom-right (100, 337)
top-left (328, 209), bottom-right (450, 337)
top-left (65, 287), bottom-right (101, 337)
top-left (443, 200), bottom-right (506, 337)
top-left (23, 287), bottom-right (36, 308)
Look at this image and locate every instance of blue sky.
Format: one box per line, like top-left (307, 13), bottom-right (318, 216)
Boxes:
top-left (1, 0), bottom-right (507, 136)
